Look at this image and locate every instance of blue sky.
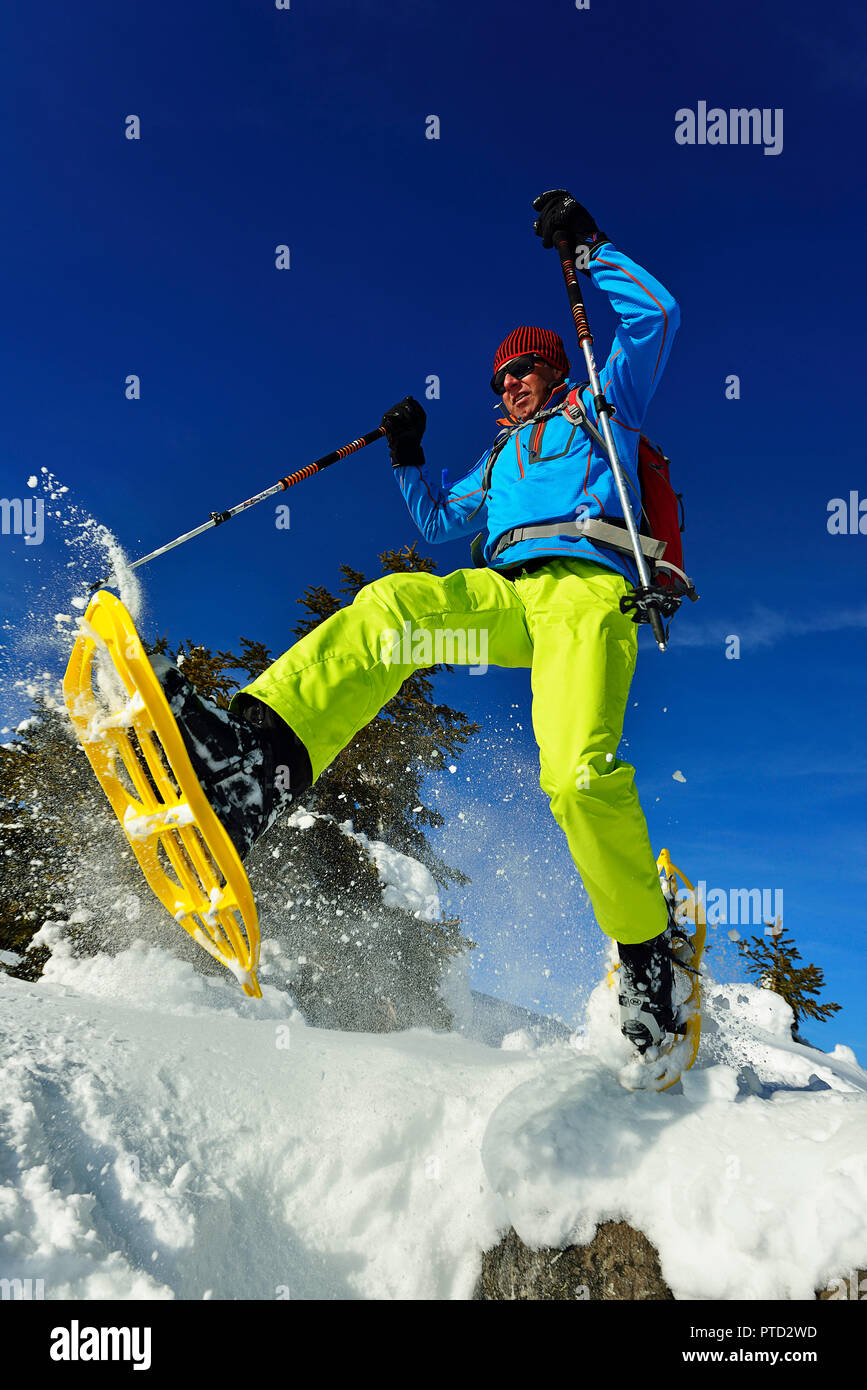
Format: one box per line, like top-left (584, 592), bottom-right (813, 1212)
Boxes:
top-left (1, 0), bottom-right (865, 1050)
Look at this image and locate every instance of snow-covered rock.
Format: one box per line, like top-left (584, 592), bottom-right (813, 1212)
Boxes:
top-left (1, 941), bottom-right (865, 1300)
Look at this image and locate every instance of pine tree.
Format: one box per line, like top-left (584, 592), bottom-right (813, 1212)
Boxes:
top-left (738, 917), bottom-right (841, 1039)
top-left (0, 698), bottom-right (152, 978)
top-left (145, 637), bottom-right (242, 709)
top-left (0, 703), bottom-right (65, 975)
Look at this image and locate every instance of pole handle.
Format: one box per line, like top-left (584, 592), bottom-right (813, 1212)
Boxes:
top-left (553, 231), bottom-right (592, 344)
top-left (280, 425), bottom-right (387, 490)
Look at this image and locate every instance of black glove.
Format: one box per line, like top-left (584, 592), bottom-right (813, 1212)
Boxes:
top-left (381, 396), bottom-right (426, 469)
top-left (532, 189), bottom-right (609, 267)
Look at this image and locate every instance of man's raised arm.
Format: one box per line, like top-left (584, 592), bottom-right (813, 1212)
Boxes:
top-left (382, 396), bottom-right (489, 544)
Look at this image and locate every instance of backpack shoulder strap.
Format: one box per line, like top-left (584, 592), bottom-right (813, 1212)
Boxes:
top-left (465, 423), bottom-right (517, 522)
top-left (562, 381), bottom-right (610, 453)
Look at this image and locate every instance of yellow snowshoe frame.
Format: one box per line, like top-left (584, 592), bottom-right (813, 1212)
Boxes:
top-left (657, 847), bottom-right (706, 1082)
top-left (608, 848), bottom-right (707, 1090)
top-left (63, 590), bottom-right (261, 997)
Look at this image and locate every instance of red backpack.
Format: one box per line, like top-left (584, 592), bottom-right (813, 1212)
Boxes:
top-left (563, 384), bottom-right (694, 601)
top-left (636, 436), bottom-right (687, 591)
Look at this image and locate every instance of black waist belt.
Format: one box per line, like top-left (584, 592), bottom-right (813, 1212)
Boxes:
top-left (490, 518), bottom-right (666, 566)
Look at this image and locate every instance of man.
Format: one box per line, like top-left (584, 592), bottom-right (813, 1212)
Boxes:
top-left (157, 190), bottom-right (683, 1059)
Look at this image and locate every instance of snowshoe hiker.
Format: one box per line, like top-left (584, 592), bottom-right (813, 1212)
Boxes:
top-left (146, 189), bottom-right (689, 1070)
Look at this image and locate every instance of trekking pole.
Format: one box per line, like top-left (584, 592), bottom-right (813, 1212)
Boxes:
top-left (90, 424), bottom-right (387, 590)
top-left (552, 230), bottom-right (670, 652)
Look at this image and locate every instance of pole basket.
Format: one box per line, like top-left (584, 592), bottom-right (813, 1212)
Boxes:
top-left (619, 578), bottom-right (698, 642)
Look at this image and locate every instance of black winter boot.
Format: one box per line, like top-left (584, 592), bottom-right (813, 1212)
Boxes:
top-left (617, 925), bottom-right (683, 1055)
top-left (151, 657), bottom-right (313, 861)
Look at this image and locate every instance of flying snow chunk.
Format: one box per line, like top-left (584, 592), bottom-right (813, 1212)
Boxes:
top-left (340, 822), bottom-right (442, 922)
top-left (27, 475), bottom-right (37, 488)
top-left (672, 770), bottom-right (687, 783)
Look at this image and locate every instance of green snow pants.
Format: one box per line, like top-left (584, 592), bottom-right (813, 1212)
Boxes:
top-left (233, 557), bottom-right (667, 945)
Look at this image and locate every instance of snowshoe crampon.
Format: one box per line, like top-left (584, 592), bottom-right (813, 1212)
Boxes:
top-left (62, 589), bottom-right (261, 997)
top-left (608, 847), bottom-right (706, 1092)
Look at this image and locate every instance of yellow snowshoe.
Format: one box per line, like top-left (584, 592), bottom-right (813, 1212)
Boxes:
top-left (63, 589), bottom-right (262, 997)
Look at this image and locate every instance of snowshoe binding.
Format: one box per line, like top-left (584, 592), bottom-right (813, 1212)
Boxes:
top-left (63, 589), bottom-right (311, 997)
top-left (151, 659), bottom-right (311, 862)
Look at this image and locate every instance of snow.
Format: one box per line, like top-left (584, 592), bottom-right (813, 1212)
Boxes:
top-left (0, 472), bottom-right (145, 754)
top-left (122, 803), bottom-right (195, 840)
top-left (282, 810), bottom-right (445, 922)
top-left (335, 818), bottom-right (443, 922)
top-left (679, 1061), bottom-right (740, 1102)
top-left (87, 690), bottom-right (146, 742)
top-left (1, 932), bottom-right (865, 1302)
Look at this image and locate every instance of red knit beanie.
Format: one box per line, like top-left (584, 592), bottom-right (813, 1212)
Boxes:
top-left (491, 327), bottom-right (570, 388)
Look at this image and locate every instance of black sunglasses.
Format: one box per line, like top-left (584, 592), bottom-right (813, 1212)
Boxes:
top-left (490, 354), bottom-right (547, 396)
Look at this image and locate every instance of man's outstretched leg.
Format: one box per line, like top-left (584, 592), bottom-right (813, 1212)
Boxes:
top-left (517, 557), bottom-right (679, 1055)
top-left (156, 565), bottom-right (533, 858)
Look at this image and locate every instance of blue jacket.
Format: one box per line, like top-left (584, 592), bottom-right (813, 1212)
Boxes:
top-left (396, 242), bottom-right (679, 585)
